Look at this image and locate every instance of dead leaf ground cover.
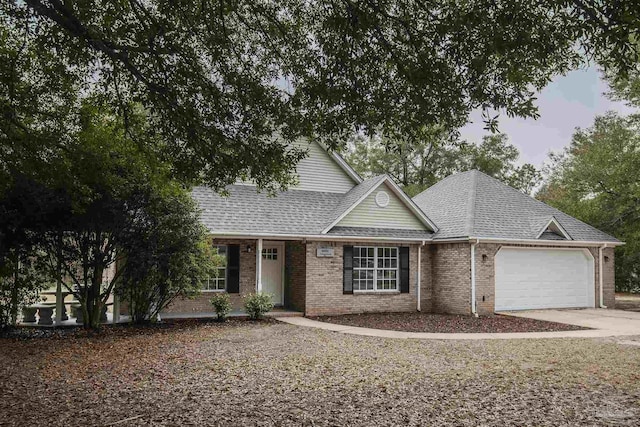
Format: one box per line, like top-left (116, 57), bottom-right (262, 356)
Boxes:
top-left (311, 312), bottom-right (588, 333)
top-left (1, 319), bottom-right (639, 426)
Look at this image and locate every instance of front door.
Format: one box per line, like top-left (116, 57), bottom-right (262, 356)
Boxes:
top-left (261, 242), bottom-right (284, 305)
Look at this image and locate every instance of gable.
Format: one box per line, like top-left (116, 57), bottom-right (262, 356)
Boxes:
top-left (537, 217), bottom-right (571, 240)
top-left (336, 182), bottom-right (427, 230)
top-left (291, 140), bottom-right (358, 193)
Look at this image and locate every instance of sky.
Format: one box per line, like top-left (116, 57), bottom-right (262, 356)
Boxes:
top-left (458, 67), bottom-right (637, 169)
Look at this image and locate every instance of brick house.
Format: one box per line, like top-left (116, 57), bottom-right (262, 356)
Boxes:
top-left (164, 140), bottom-right (621, 317)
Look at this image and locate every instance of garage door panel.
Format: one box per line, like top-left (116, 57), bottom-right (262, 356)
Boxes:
top-left (495, 248), bottom-right (594, 311)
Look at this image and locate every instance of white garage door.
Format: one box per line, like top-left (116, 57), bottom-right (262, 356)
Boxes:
top-left (495, 248), bottom-right (595, 311)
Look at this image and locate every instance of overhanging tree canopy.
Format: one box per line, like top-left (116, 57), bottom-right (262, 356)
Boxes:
top-left (2, 1), bottom-right (639, 192)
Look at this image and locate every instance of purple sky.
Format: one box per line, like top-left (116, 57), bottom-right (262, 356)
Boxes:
top-left (459, 67), bottom-right (637, 168)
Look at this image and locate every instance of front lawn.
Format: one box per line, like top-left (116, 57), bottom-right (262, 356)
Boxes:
top-left (311, 312), bottom-right (588, 333)
top-left (1, 319), bottom-right (639, 426)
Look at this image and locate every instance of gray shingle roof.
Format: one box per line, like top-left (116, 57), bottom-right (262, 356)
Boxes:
top-left (413, 170), bottom-right (620, 243)
top-left (194, 177), bottom-right (431, 239)
top-left (193, 185), bottom-right (343, 235)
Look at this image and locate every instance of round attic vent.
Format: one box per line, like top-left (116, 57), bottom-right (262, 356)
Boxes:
top-left (375, 190), bottom-right (390, 207)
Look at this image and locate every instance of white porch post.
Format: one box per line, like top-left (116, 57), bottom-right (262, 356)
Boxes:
top-left (112, 294), bottom-right (120, 324)
top-left (55, 233), bottom-right (63, 324)
top-left (55, 269), bottom-right (63, 324)
top-left (256, 238), bottom-right (263, 292)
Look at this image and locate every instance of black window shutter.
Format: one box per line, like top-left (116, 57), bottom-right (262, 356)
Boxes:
top-left (226, 245), bottom-right (240, 293)
top-left (399, 247), bottom-right (409, 293)
top-left (343, 245), bottom-right (353, 294)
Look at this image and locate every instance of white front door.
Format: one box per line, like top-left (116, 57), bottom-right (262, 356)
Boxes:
top-left (261, 242), bottom-right (284, 305)
top-left (495, 248), bottom-right (595, 311)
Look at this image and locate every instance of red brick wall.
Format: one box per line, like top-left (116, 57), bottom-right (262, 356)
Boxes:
top-left (162, 239), bottom-right (257, 314)
top-left (304, 241), bottom-right (419, 316)
top-left (285, 241), bottom-right (306, 312)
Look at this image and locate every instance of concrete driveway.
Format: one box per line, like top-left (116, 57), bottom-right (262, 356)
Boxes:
top-left (502, 308), bottom-right (640, 336)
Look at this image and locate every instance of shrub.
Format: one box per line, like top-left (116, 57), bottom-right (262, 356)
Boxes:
top-left (210, 293), bottom-right (232, 322)
top-left (243, 292), bottom-right (273, 320)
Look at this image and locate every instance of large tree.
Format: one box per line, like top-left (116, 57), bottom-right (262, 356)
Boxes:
top-left (2, 1), bottom-right (639, 193)
top-left (346, 132), bottom-right (541, 196)
top-left (0, 100), bottom-right (214, 329)
top-left (538, 113), bottom-right (640, 292)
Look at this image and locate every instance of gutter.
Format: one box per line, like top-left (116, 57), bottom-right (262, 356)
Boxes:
top-left (470, 238), bottom-right (479, 317)
top-left (209, 232), bottom-right (433, 243)
top-left (599, 244), bottom-right (608, 308)
top-left (434, 236), bottom-right (624, 247)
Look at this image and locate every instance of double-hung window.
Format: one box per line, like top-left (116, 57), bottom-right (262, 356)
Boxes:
top-left (353, 246), bottom-right (398, 291)
top-left (203, 245), bottom-right (227, 291)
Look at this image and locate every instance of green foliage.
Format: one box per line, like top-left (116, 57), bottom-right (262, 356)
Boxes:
top-left (346, 132), bottom-right (541, 196)
top-left (0, 101), bottom-right (199, 329)
top-left (116, 190), bottom-right (214, 324)
top-left (210, 293), bottom-right (232, 322)
top-left (345, 127), bottom-right (459, 196)
top-left (2, 1), bottom-right (639, 192)
top-left (458, 135), bottom-right (542, 195)
top-left (0, 175), bottom-right (57, 328)
top-left (538, 113), bottom-right (640, 292)
top-left (243, 293), bottom-right (274, 320)
top-left (0, 253), bottom-right (48, 329)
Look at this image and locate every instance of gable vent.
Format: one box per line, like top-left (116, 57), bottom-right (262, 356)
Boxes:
top-left (375, 191), bottom-right (390, 207)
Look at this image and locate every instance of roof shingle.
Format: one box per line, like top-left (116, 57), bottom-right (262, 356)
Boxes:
top-left (413, 170), bottom-right (619, 243)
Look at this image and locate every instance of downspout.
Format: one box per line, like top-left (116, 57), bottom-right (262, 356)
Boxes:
top-left (470, 239), bottom-right (479, 317)
top-left (599, 244), bottom-right (607, 308)
top-left (417, 241), bottom-right (425, 312)
top-left (256, 238), bottom-right (263, 292)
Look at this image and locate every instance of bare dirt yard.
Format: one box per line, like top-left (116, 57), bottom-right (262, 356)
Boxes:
top-left (2, 319), bottom-right (640, 426)
top-left (311, 312), bottom-right (588, 333)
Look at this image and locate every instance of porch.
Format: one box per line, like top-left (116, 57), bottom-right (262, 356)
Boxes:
top-left (161, 238), bottom-right (308, 315)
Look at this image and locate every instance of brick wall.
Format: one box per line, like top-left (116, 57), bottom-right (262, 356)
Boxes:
top-left (419, 244), bottom-right (433, 312)
top-left (429, 243), bottom-right (472, 315)
top-left (474, 243), bottom-right (499, 316)
top-left (304, 241), bottom-right (419, 316)
top-left (602, 247), bottom-right (616, 308)
top-left (162, 239), bottom-right (257, 314)
top-left (474, 243), bottom-right (616, 315)
top-left (285, 241), bottom-right (306, 312)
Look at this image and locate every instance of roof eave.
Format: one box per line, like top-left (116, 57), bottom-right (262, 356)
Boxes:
top-left (435, 236), bottom-right (624, 247)
top-left (208, 231), bottom-right (433, 243)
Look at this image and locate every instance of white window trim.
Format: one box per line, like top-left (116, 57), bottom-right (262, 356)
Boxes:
top-left (203, 245), bottom-right (227, 292)
top-left (353, 246), bottom-right (399, 292)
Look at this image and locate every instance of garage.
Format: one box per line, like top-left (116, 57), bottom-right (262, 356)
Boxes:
top-left (495, 248), bottom-right (595, 311)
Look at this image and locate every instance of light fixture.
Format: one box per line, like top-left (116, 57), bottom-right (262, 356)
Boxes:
top-left (247, 245), bottom-right (252, 253)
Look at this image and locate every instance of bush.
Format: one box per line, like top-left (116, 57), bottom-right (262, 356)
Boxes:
top-left (210, 293), bottom-right (232, 322)
top-left (0, 253), bottom-right (48, 330)
top-left (243, 292), bottom-right (274, 320)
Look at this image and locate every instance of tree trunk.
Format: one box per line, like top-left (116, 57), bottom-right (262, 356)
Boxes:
top-left (83, 265), bottom-right (104, 330)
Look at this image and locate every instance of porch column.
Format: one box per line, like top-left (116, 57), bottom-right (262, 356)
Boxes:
top-left (256, 238), bottom-right (263, 292)
top-left (55, 272), bottom-right (63, 324)
top-left (55, 234), bottom-right (63, 324)
top-left (112, 294), bottom-right (120, 324)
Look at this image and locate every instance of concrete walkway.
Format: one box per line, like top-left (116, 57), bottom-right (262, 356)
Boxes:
top-left (276, 309), bottom-right (640, 340)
